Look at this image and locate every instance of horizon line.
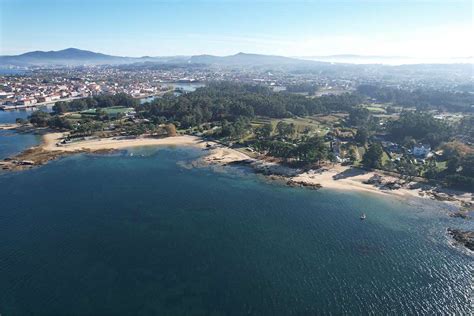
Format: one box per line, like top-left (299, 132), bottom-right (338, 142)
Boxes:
top-left (1, 47), bottom-right (472, 60)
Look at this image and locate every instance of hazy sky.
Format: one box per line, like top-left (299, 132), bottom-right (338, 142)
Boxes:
top-left (0, 0), bottom-right (472, 57)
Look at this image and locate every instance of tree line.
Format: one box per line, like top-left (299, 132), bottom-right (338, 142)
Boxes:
top-left (357, 84), bottom-right (474, 112)
top-left (139, 82), bottom-right (364, 128)
top-left (52, 93), bottom-right (139, 114)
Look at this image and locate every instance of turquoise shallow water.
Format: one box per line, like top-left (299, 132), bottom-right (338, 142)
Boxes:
top-left (0, 130), bottom-right (41, 160)
top-left (0, 107), bottom-right (49, 159)
top-left (0, 147), bottom-right (472, 315)
top-left (0, 108), bottom-right (35, 124)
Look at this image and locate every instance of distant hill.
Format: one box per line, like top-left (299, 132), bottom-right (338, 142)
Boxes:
top-left (189, 52), bottom-right (311, 66)
top-left (0, 48), bottom-right (154, 66)
top-left (1, 48), bottom-right (471, 67)
top-left (18, 48), bottom-right (113, 60)
top-left (0, 48), bottom-right (315, 67)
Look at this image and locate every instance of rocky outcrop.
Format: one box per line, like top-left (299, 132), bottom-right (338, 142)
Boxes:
top-left (447, 228), bottom-right (474, 251)
top-left (286, 179), bottom-right (322, 190)
top-left (449, 211), bottom-right (470, 219)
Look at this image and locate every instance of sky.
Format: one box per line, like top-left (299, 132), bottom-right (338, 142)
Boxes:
top-left (0, 0), bottom-right (472, 58)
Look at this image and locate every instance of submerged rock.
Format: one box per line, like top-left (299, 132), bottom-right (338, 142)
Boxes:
top-left (449, 211), bottom-right (470, 219)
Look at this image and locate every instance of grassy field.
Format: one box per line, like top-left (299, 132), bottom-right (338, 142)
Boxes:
top-left (81, 106), bottom-right (134, 116)
top-left (436, 161), bottom-right (447, 172)
top-left (252, 114), bottom-right (344, 138)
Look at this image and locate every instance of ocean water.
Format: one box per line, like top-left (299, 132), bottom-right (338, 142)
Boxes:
top-left (0, 130), bottom-right (41, 160)
top-left (0, 106), bottom-right (52, 124)
top-left (0, 107), bottom-right (52, 159)
top-left (0, 110), bottom-right (41, 159)
top-left (0, 109), bottom-right (31, 124)
top-left (0, 147), bottom-right (471, 315)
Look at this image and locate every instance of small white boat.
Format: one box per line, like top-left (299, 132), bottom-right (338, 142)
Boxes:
top-left (360, 213), bottom-right (366, 220)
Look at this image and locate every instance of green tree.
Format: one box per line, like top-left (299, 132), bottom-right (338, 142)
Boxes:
top-left (389, 111), bottom-right (452, 146)
top-left (295, 136), bottom-right (328, 164)
top-left (48, 116), bottom-right (72, 130)
top-left (52, 101), bottom-right (69, 114)
top-left (423, 159), bottom-right (438, 179)
top-left (354, 128), bottom-right (369, 145)
top-left (255, 123), bottom-right (273, 139)
top-left (276, 121), bottom-right (296, 139)
top-left (29, 111), bottom-right (50, 127)
top-left (397, 159), bottom-right (419, 180)
top-left (362, 143), bottom-right (384, 169)
top-left (348, 107), bottom-right (371, 127)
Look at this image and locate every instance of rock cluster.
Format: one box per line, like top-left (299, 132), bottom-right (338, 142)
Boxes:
top-left (286, 179), bottom-right (322, 190)
top-left (447, 228), bottom-right (474, 251)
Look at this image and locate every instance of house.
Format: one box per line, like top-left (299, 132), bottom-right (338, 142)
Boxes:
top-left (413, 144), bottom-right (431, 158)
top-left (37, 96), bottom-right (52, 103)
top-left (0, 92), bottom-right (14, 99)
top-left (16, 98), bottom-right (37, 106)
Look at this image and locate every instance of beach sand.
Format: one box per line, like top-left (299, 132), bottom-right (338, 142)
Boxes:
top-left (291, 165), bottom-right (419, 198)
top-left (3, 131), bottom-right (472, 208)
top-left (289, 165), bottom-right (472, 208)
top-left (202, 146), bottom-right (251, 164)
top-left (202, 148), bottom-right (472, 207)
top-left (42, 133), bottom-right (209, 152)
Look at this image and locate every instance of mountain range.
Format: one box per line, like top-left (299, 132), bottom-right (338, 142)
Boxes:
top-left (0, 48), bottom-right (314, 67)
top-left (1, 48), bottom-right (472, 67)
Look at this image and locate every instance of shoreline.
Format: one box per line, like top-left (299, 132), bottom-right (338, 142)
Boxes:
top-left (41, 133), bottom-right (209, 152)
top-left (1, 130), bottom-right (472, 252)
top-left (2, 130), bottom-right (473, 211)
top-left (0, 132), bottom-right (214, 171)
top-left (203, 146), bottom-right (473, 210)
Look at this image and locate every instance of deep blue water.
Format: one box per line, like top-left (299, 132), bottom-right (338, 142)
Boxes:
top-left (0, 147), bottom-right (471, 315)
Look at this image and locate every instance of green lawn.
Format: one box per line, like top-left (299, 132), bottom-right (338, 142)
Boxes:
top-left (81, 106), bottom-right (134, 116)
top-left (361, 103), bottom-right (387, 114)
top-left (436, 161), bottom-right (447, 172)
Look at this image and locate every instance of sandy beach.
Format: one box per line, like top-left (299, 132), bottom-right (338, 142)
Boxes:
top-left (2, 131), bottom-right (472, 209)
top-left (39, 133), bottom-right (474, 205)
top-left (202, 145), bottom-right (251, 164)
top-left (291, 165), bottom-right (419, 198)
top-left (202, 149), bottom-right (472, 208)
top-left (1, 132), bottom-right (252, 171)
top-left (42, 133), bottom-right (209, 152)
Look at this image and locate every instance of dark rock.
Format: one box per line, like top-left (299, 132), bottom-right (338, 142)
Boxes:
top-left (449, 212), bottom-right (470, 219)
top-left (286, 179), bottom-right (322, 190)
top-left (447, 228), bottom-right (474, 251)
top-left (364, 174), bottom-right (382, 184)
